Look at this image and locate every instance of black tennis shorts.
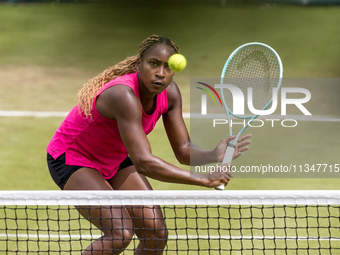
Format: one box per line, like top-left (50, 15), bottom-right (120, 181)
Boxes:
top-left (47, 153), bottom-right (134, 190)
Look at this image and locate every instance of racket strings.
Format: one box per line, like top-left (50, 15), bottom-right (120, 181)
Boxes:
top-left (222, 45), bottom-right (281, 115)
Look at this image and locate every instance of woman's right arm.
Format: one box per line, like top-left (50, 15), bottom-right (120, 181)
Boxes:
top-left (96, 85), bottom-right (232, 189)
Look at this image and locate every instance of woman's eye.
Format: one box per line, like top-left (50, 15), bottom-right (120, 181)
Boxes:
top-left (150, 62), bottom-right (157, 66)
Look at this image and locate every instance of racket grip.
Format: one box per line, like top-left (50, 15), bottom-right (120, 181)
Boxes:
top-left (222, 144), bottom-right (235, 164)
top-left (216, 144), bottom-right (235, 191)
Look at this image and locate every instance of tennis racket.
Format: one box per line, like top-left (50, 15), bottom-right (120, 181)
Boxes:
top-left (216, 42), bottom-right (283, 190)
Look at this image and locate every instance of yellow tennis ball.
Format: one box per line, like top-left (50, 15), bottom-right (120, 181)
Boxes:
top-left (168, 54), bottom-right (187, 72)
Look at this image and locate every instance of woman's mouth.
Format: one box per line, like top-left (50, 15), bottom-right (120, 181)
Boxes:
top-left (152, 81), bottom-right (165, 87)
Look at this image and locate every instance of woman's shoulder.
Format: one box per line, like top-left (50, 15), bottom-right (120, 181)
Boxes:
top-left (166, 80), bottom-right (182, 104)
top-left (98, 72), bottom-right (138, 96)
top-left (96, 84), bottom-right (140, 120)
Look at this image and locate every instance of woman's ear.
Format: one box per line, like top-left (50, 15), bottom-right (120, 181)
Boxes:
top-left (136, 58), bottom-right (141, 72)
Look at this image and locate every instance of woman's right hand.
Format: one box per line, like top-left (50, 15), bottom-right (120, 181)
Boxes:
top-left (203, 163), bottom-right (233, 188)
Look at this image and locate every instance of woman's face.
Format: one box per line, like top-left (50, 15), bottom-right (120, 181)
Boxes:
top-left (137, 43), bottom-right (176, 95)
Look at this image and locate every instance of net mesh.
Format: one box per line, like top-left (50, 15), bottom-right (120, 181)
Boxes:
top-left (222, 44), bottom-right (282, 114)
top-left (1, 190), bottom-right (339, 254)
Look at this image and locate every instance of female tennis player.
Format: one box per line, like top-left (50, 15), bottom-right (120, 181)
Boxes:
top-left (47, 35), bottom-right (251, 255)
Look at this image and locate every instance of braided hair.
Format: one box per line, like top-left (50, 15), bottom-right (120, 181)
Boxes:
top-left (77, 35), bottom-right (179, 119)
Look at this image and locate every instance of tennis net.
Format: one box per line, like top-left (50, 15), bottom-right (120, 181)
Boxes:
top-left (0, 190), bottom-right (340, 254)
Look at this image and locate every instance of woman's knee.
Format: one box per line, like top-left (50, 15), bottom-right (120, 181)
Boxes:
top-left (140, 221), bottom-right (168, 248)
top-left (154, 227), bottom-right (168, 247)
top-left (102, 228), bottom-right (134, 251)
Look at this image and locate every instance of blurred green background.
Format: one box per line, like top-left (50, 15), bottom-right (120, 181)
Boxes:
top-left (0, 2), bottom-right (339, 190)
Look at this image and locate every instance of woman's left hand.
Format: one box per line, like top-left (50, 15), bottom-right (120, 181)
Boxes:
top-left (214, 134), bottom-right (252, 162)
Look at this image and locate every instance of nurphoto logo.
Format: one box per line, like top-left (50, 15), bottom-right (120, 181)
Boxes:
top-left (196, 81), bottom-right (312, 128)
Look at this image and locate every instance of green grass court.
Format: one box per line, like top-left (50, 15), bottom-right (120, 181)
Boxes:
top-left (0, 3), bottom-right (339, 191)
top-left (1, 4), bottom-right (340, 254)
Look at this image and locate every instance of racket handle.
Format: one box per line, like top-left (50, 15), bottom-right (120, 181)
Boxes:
top-left (222, 144), bottom-right (235, 164)
top-left (216, 144), bottom-right (235, 190)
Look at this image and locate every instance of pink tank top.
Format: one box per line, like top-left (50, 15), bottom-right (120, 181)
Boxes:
top-left (47, 72), bottom-right (168, 179)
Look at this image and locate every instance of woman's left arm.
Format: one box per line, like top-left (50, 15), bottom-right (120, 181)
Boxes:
top-left (162, 81), bottom-right (251, 166)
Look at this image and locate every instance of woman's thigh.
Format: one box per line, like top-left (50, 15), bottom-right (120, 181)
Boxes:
top-left (108, 165), bottom-right (152, 191)
top-left (64, 167), bottom-right (134, 238)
